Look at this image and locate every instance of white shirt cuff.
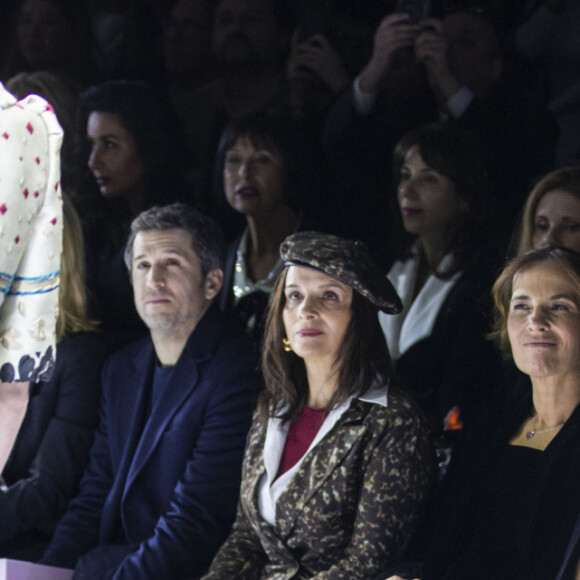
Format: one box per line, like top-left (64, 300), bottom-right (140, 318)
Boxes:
top-left (352, 76), bottom-right (378, 115)
top-left (447, 86), bottom-right (474, 119)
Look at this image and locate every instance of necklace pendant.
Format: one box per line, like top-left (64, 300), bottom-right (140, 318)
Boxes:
top-left (526, 430), bottom-right (535, 439)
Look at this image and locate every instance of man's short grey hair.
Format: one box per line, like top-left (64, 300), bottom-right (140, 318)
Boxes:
top-left (124, 203), bottom-right (225, 275)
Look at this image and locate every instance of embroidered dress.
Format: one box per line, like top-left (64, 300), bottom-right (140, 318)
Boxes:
top-left (202, 386), bottom-right (433, 579)
top-left (0, 84), bottom-right (63, 382)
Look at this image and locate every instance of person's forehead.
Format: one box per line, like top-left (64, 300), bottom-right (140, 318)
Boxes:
top-left (87, 111), bottom-right (129, 138)
top-left (133, 228), bottom-right (196, 257)
top-left (285, 265), bottom-right (351, 291)
top-left (443, 11), bottom-right (496, 43)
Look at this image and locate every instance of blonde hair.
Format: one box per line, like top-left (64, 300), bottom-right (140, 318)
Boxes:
top-left (56, 195), bottom-right (99, 340)
top-left (516, 167), bottom-right (580, 256)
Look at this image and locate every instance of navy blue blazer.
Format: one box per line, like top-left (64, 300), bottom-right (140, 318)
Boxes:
top-left (42, 305), bottom-right (261, 579)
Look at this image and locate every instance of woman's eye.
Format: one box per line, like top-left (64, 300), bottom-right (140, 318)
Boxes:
top-left (424, 174), bottom-right (439, 185)
top-left (552, 303), bottom-right (570, 312)
top-left (104, 139), bottom-right (118, 150)
top-left (256, 154), bottom-right (273, 165)
top-left (225, 154), bottom-right (241, 164)
top-left (512, 303), bottom-right (529, 312)
top-left (399, 171), bottom-right (411, 182)
top-left (568, 223), bottom-right (580, 232)
top-left (286, 291), bottom-right (302, 301)
top-left (136, 262), bottom-right (149, 270)
top-left (323, 291), bottom-right (338, 301)
top-left (534, 221), bottom-right (549, 232)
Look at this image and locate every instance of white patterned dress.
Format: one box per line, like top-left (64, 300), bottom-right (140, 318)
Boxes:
top-left (0, 83), bottom-right (63, 382)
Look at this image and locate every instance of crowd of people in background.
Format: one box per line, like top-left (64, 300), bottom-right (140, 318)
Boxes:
top-left (1, 0), bottom-right (580, 578)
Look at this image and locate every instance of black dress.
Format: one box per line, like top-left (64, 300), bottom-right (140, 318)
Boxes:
top-left (0, 332), bottom-right (106, 561)
top-left (411, 401), bottom-right (580, 580)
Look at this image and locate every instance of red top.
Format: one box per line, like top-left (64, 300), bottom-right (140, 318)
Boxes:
top-left (276, 406), bottom-right (326, 478)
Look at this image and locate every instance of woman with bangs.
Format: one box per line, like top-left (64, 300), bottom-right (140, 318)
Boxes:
top-left (203, 231), bottom-right (433, 579)
top-left (215, 112), bottom-right (323, 343)
top-left (379, 123), bottom-right (504, 439)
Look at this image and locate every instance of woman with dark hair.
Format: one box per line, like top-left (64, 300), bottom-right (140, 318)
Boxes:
top-left (202, 231), bottom-right (433, 579)
top-left (73, 79), bottom-right (194, 349)
top-left (380, 123), bottom-right (503, 436)
top-left (215, 113), bottom-right (320, 342)
top-left (384, 246), bottom-right (580, 580)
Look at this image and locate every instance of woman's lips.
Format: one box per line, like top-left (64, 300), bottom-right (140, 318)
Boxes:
top-left (401, 207), bottom-right (423, 217)
top-left (95, 176), bottom-right (110, 187)
top-left (235, 187), bottom-right (258, 200)
top-left (523, 341), bottom-right (556, 348)
top-left (297, 329), bottom-right (323, 337)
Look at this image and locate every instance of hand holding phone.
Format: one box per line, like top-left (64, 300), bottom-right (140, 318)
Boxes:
top-left (395, 0), bottom-right (432, 23)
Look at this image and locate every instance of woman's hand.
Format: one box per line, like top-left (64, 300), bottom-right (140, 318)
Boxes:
top-left (287, 30), bottom-right (350, 94)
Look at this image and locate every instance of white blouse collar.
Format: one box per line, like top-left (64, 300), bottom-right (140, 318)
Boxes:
top-left (258, 382), bottom-right (388, 525)
top-left (380, 246), bottom-right (462, 359)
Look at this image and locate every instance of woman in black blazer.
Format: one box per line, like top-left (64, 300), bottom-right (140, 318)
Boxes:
top-left (379, 124), bottom-right (504, 437)
top-left (0, 195), bottom-right (107, 560)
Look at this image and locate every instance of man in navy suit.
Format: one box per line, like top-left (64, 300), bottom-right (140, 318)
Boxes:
top-left (42, 203), bottom-right (260, 579)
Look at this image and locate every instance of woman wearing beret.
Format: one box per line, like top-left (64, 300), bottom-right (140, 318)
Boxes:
top-left (202, 231), bottom-right (434, 580)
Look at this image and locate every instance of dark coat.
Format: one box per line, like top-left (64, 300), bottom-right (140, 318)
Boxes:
top-left (323, 79), bottom-right (558, 252)
top-left (202, 389), bottom-right (434, 580)
top-left (382, 250), bottom-right (503, 433)
top-left (408, 400), bottom-right (580, 580)
top-left (0, 332), bottom-right (105, 560)
top-left (42, 306), bottom-right (261, 579)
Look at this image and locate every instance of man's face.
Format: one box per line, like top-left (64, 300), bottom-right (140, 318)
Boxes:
top-left (443, 11), bottom-right (502, 98)
top-left (163, 0), bottom-right (213, 78)
top-left (131, 228), bottom-right (221, 340)
top-left (212, 0), bottom-right (280, 67)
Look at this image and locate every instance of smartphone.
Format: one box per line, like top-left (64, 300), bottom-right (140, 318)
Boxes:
top-left (395, 0), bottom-right (432, 23)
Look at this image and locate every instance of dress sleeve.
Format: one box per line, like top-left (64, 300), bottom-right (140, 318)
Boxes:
top-left (0, 86), bottom-right (63, 383)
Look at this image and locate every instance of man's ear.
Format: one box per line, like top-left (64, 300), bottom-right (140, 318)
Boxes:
top-left (204, 268), bottom-right (223, 300)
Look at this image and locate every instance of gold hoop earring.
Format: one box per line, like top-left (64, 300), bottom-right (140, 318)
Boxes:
top-left (282, 337), bottom-right (292, 352)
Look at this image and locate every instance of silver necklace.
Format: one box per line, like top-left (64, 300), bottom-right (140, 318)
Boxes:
top-left (526, 419), bottom-right (564, 439)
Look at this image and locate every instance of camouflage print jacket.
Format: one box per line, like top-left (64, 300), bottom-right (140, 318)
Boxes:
top-left (201, 388), bottom-right (434, 580)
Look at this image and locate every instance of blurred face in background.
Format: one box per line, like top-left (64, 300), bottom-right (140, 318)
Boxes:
top-left (87, 112), bottom-right (146, 203)
top-left (163, 0), bottom-right (213, 82)
top-left (212, 0), bottom-right (281, 67)
top-left (533, 190), bottom-right (580, 253)
top-left (443, 11), bottom-right (502, 98)
top-left (18, 0), bottom-right (72, 69)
